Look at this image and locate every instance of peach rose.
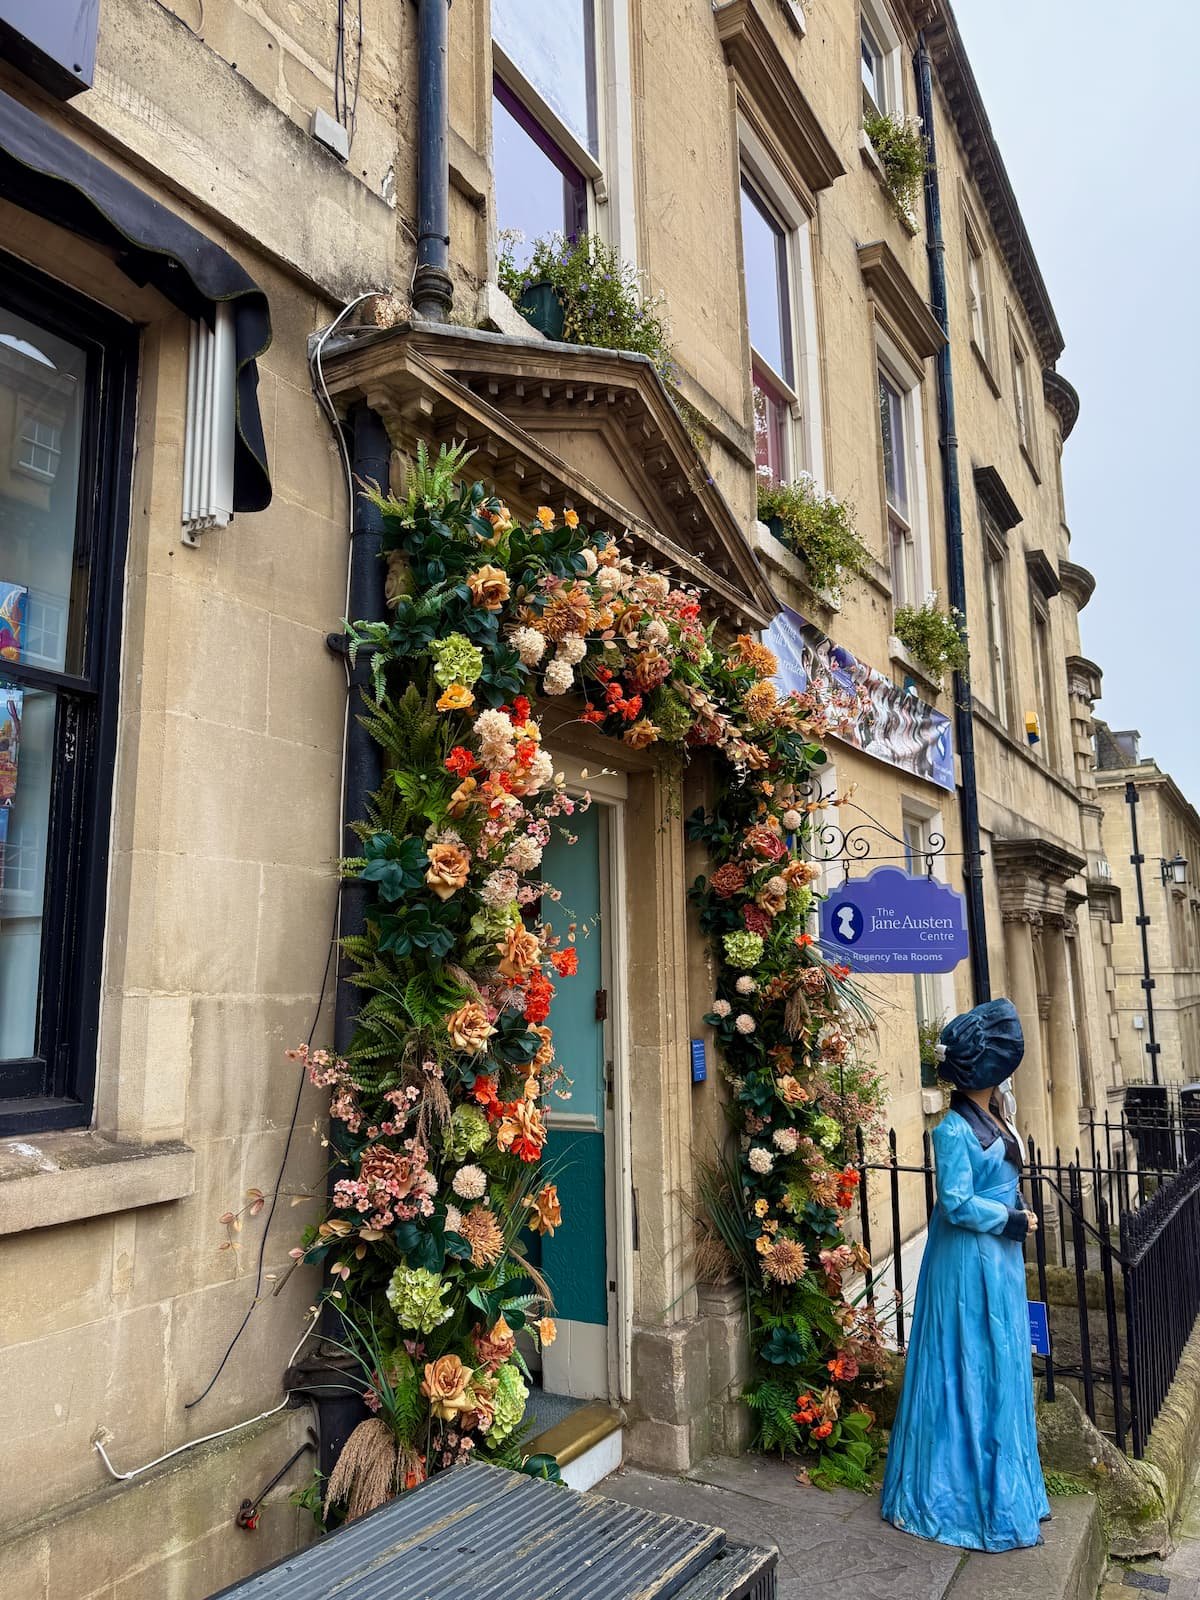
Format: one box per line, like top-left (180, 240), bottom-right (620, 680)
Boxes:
top-left (537, 1317), bottom-right (557, 1346)
top-left (421, 1354), bottom-right (475, 1421)
top-left (496, 925), bottom-right (542, 979)
top-left (623, 717), bottom-right (660, 751)
top-left (446, 1001), bottom-right (496, 1054)
top-left (524, 1182), bottom-right (563, 1237)
top-left (426, 840), bottom-right (471, 901)
top-left (466, 565), bottom-right (511, 611)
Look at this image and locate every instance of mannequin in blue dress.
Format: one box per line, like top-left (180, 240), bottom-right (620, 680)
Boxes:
top-left (881, 999), bottom-right (1050, 1552)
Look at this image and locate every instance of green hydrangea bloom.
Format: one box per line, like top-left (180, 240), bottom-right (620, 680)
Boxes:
top-left (723, 930), bottom-right (764, 970)
top-left (386, 1265), bottom-right (453, 1334)
top-left (812, 1114), bottom-right (841, 1152)
top-left (445, 1103), bottom-right (491, 1161)
top-left (489, 1360), bottom-right (529, 1445)
top-left (430, 632), bottom-right (484, 689)
top-left (649, 687), bottom-right (694, 744)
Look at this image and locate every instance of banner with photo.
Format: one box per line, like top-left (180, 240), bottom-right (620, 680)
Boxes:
top-left (0, 582), bottom-right (26, 894)
top-left (765, 605), bottom-right (955, 792)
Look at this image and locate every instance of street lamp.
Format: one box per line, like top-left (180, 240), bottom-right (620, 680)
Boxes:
top-left (1161, 855), bottom-right (1189, 887)
top-left (1125, 781), bottom-right (1161, 1085)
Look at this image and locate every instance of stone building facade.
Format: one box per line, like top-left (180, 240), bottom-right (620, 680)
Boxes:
top-left (1096, 728), bottom-right (1200, 1089)
top-left (0, 1), bottom-right (1119, 1594)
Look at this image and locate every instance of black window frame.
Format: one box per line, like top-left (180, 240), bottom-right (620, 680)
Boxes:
top-left (0, 250), bottom-right (136, 1134)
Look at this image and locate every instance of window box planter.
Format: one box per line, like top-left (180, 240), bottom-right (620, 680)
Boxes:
top-left (889, 633), bottom-right (943, 698)
top-left (516, 281), bottom-right (565, 341)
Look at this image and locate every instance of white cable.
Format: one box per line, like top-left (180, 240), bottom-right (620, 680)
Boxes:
top-left (93, 1311), bottom-right (321, 1483)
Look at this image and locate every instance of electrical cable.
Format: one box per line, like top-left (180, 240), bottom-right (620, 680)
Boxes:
top-left (181, 290), bottom-right (384, 1409)
top-left (95, 1312), bottom-right (322, 1483)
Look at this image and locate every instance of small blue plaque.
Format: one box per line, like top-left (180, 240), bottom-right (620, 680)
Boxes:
top-left (690, 1038), bottom-right (707, 1084)
top-left (1028, 1300), bottom-right (1050, 1357)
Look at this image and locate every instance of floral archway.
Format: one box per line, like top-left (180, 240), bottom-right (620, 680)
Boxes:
top-left (291, 444), bottom-right (891, 1520)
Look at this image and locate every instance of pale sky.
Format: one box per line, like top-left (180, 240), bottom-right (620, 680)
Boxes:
top-left (952, 1), bottom-right (1200, 797)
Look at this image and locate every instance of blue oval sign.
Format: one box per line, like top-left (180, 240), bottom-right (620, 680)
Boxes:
top-left (822, 865), bottom-right (969, 974)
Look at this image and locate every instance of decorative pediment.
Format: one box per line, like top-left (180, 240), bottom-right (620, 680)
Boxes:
top-left (320, 319), bottom-right (778, 625)
top-left (715, 0), bottom-right (844, 198)
top-left (857, 241), bottom-right (947, 363)
top-left (1025, 547), bottom-right (1061, 600)
top-left (973, 464), bottom-right (1022, 532)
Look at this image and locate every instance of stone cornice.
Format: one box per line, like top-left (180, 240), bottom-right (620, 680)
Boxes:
top-left (1059, 561), bottom-right (1096, 613)
top-left (1065, 654), bottom-right (1103, 704)
top-left (917, 5), bottom-right (1064, 366)
top-left (857, 240), bottom-right (947, 362)
top-left (973, 464), bottom-right (1022, 532)
top-left (714, 0), bottom-right (844, 195)
top-left (319, 319), bottom-right (779, 626)
top-left (994, 835), bottom-right (1087, 925)
top-left (1025, 547), bottom-right (1061, 600)
top-left (1043, 368), bottom-right (1080, 440)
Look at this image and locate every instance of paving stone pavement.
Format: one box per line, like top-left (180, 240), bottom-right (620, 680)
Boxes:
top-left (598, 1454), bottom-right (1101, 1600)
top-left (1100, 1457), bottom-right (1200, 1600)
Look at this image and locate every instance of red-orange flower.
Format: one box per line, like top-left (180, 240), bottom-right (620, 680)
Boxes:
top-left (812, 1420), bottom-right (834, 1440)
top-left (551, 947), bottom-right (579, 977)
top-left (523, 970), bottom-right (555, 1024)
top-left (445, 746), bottom-right (478, 778)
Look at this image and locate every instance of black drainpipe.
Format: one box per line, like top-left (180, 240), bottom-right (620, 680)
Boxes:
top-left (914, 33), bottom-right (990, 1004)
top-left (412, 0), bottom-right (453, 320)
top-left (288, 400), bottom-right (390, 1484)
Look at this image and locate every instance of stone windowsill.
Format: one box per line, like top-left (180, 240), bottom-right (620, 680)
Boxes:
top-left (888, 634), bottom-right (944, 700)
top-left (749, 520), bottom-right (840, 614)
top-left (0, 1131), bottom-right (195, 1236)
top-left (858, 131), bottom-right (919, 237)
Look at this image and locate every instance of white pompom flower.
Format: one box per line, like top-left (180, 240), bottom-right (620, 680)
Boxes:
top-left (735, 1013), bottom-right (757, 1035)
top-left (736, 976), bottom-right (757, 995)
top-left (748, 1146), bottom-right (775, 1175)
top-left (712, 999), bottom-right (732, 1019)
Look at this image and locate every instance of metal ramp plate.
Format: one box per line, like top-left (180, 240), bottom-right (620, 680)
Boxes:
top-left (208, 1460), bottom-right (761, 1600)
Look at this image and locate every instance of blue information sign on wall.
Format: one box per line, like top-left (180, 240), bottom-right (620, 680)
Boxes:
top-left (821, 865), bottom-right (969, 975)
top-left (1028, 1300), bottom-right (1050, 1357)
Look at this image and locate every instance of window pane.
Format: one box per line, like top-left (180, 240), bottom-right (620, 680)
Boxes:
top-left (493, 82), bottom-right (587, 267)
top-left (878, 371), bottom-right (908, 519)
top-left (740, 180), bottom-right (793, 386)
top-left (753, 363), bottom-right (790, 480)
top-left (492, 0), bottom-right (597, 156)
top-left (0, 678), bottom-right (53, 1059)
top-left (0, 310), bottom-right (87, 673)
top-left (890, 517), bottom-right (915, 606)
top-left (861, 23), bottom-right (883, 106)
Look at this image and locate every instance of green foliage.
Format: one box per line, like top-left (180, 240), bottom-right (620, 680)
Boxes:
top-left (497, 232), bottom-right (674, 382)
top-left (290, 1469), bottom-right (329, 1530)
top-left (893, 597), bottom-right (968, 683)
top-left (863, 112), bottom-right (928, 222)
top-left (808, 1409), bottom-right (879, 1492)
top-left (1044, 1470), bottom-right (1090, 1497)
top-left (745, 1379), bottom-right (804, 1456)
top-left (756, 475), bottom-right (870, 600)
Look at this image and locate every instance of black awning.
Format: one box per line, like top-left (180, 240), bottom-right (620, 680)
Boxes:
top-left (0, 86), bottom-right (272, 512)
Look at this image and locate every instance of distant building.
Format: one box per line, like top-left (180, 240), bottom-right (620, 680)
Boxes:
top-left (1095, 727), bottom-right (1200, 1088)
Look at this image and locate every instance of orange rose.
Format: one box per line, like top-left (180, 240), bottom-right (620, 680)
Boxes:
top-left (623, 717), bottom-right (660, 750)
top-left (497, 925), bottom-right (542, 979)
top-left (537, 1317), bottom-right (557, 1346)
top-left (426, 840), bottom-right (471, 901)
top-left (528, 1025), bottom-right (555, 1072)
top-left (421, 1355), bottom-right (475, 1421)
top-left (437, 682), bottom-right (474, 712)
top-left (446, 1001), bottom-right (496, 1054)
top-left (563, 509), bottom-right (579, 529)
top-left (466, 565), bottom-right (511, 611)
top-left (525, 1182), bottom-right (562, 1237)
top-left (496, 1098), bottom-right (546, 1162)
top-left (536, 506), bottom-right (555, 528)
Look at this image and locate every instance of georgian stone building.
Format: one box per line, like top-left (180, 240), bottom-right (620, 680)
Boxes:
top-left (1095, 728), bottom-right (1200, 1089)
top-left (0, 0), bottom-right (1119, 1593)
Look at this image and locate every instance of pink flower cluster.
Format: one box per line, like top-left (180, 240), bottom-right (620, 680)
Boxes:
top-left (332, 1140), bottom-right (437, 1229)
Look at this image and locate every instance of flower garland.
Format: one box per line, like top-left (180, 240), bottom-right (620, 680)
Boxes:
top-left (290, 444), bottom-right (889, 1519)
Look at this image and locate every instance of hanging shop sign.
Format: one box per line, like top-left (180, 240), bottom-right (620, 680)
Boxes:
top-left (821, 865), bottom-right (969, 974)
top-left (765, 605), bottom-right (955, 792)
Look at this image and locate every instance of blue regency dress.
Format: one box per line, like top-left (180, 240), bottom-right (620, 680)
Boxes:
top-left (881, 1097), bottom-right (1049, 1551)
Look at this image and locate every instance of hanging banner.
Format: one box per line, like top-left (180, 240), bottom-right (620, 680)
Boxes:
top-left (821, 866), bottom-right (969, 973)
top-left (765, 605), bottom-right (955, 792)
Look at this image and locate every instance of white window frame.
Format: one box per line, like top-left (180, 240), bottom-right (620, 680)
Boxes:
top-left (739, 121), bottom-right (825, 486)
top-left (14, 411), bottom-right (62, 481)
top-left (1029, 585), bottom-right (1058, 768)
top-left (962, 205), bottom-right (992, 367)
top-left (860, 0), bottom-right (904, 118)
top-left (980, 508), bottom-right (1014, 732)
top-left (875, 326), bottom-right (931, 611)
top-left (1009, 321), bottom-right (1039, 471)
top-left (491, 1), bottom-right (635, 261)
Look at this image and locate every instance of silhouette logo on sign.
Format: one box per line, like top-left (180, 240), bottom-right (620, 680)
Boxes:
top-left (833, 903), bottom-right (863, 944)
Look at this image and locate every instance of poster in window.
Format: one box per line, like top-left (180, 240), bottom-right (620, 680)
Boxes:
top-left (0, 687), bottom-right (20, 895)
top-left (0, 583), bottom-right (27, 663)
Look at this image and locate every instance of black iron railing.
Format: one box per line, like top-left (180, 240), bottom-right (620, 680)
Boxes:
top-left (854, 1116), bottom-right (1200, 1460)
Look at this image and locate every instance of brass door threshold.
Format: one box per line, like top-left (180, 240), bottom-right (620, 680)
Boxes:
top-left (527, 1401), bottom-right (624, 1467)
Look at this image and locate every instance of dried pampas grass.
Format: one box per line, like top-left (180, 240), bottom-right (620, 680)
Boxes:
top-left (324, 1418), bottom-right (401, 1522)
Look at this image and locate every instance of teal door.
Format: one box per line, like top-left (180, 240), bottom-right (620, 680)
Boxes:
top-left (539, 803), bottom-right (610, 1397)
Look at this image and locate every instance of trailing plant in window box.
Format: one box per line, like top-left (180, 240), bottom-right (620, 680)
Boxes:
top-left (893, 595), bottom-right (968, 683)
top-left (756, 474), bottom-right (870, 602)
top-left (497, 231), bottom-right (673, 382)
top-left (863, 111), bottom-right (928, 223)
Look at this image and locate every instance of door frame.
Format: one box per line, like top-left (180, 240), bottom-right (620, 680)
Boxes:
top-left (551, 755), bottom-right (633, 1403)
